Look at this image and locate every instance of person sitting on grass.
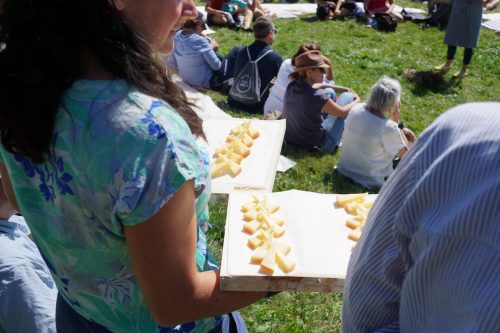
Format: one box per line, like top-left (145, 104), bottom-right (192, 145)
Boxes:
top-left (343, 102), bottom-right (500, 333)
top-left (206, 0), bottom-right (253, 30)
top-left (336, 76), bottom-right (416, 189)
top-left (0, 178), bottom-right (57, 333)
top-left (281, 50), bottom-right (360, 153)
top-left (167, 13), bottom-right (223, 89)
top-left (364, 0), bottom-right (403, 22)
top-left (227, 16), bottom-right (282, 114)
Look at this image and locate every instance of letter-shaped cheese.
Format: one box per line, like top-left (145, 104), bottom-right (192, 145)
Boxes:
top-left (260, 246), bottom-right (276, 274)
top-left (243, 220), bottom-right (261, 235)
top-left (250, 247), bottom-right (268, 264)
top-left (336, 193), bottom-right (368, 207)
top-left (276, 250), bottom-right (296, 273)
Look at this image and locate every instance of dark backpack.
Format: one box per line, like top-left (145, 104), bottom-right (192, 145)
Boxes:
top-left (229, 47), bottom-right (274, 105)
top-left (374, 13), bottom-right (398, 32)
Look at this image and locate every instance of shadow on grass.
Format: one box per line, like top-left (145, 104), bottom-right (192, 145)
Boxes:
top-left (402, 69), bottom-right (461, 96)
top-left (299, 16), bottom-right (320, 23)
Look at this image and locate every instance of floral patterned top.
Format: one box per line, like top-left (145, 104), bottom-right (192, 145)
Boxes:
top-left (0, 80), bottom-right (220, 332)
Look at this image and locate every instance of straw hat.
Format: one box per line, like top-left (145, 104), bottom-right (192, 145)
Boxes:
top-left (293, 50), bottom-right (330, 72)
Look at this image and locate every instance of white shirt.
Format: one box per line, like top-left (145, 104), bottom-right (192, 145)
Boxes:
top-left (263, 59), bottom-right (293, 116)
top-left (337, 103), bottom-right (405, 188)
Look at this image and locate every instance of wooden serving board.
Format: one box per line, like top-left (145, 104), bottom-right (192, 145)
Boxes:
top-left (203, 119), bottom-right (286, 194)
top-left (220, 190), bottom-right (377, 292)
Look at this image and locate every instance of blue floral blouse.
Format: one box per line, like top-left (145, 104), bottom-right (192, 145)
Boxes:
top-left (0, 80), bottom-right (220, 332)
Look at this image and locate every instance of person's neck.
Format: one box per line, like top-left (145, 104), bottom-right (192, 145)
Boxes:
top-left (367, 106), bottom-right (386, 119)
top-left (255, 38), bottom-right (271, 46)
top-left (79, 48), bottom-right (116, 80)
top-left (0, 201), bottom-right (16, 220)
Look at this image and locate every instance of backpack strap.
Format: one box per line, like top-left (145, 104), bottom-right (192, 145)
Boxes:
top-left (246, 46), bottom-right (275, 63)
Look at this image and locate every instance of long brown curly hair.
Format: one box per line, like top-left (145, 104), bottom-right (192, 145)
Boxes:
top-left (0, 0), bottom-right (204, 163)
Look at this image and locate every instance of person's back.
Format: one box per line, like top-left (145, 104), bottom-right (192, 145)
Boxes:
top-left (0, 80), bottom-right (216, 332)
top-left (343, 102), bottom-right (500, 332)
top-left (282, 80), bottom-right (329, 149)
top-left (0, 203), bottom-right (57, 333)
top-left (337, 103), bottom-right (403, 188)
top-left (169, 31), bottom-right (221, 88)
top-left (228, 17), bottom-right (282, 113)
top-left (263, 59), bottom-right (293, 116)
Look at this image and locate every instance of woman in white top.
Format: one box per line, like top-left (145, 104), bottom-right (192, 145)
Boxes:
top-left (337, 76), bottom-right (415, 189)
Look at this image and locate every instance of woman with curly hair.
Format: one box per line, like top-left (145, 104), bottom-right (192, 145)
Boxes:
top-left (0, 0), bottom-right (264, 332)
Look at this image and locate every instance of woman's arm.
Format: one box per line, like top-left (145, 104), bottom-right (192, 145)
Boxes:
top-left (0, 164), bottom-right (20, 212)
top-left (387, 0), bottom-right (396, 13)
top-left (205, 1), bottom-right (226, 16)
top-left (124, 180), bottom-right (265, 327)
top-left (322, 92), bottom-right (360, 117)
top-left (202, 48), bottom-right (222, 71)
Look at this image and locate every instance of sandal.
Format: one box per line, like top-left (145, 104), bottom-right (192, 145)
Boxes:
top-left (453, 69), bottom-right (468, 78)
top-left (433, 63), bottom-right (452, 71)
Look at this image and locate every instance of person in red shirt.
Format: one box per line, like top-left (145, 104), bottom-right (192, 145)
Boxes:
top-left (364, 0), bottom-right (403, 21)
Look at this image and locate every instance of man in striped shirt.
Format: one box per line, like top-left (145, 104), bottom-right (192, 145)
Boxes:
top-left (343, 102), bottom-right (500, 332)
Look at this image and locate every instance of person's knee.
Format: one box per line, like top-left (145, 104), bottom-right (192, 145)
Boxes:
top-left (253, 9), bottom-right (264, 20)
top-left (213, 15), bottom-right (228, 25)
top-left (338, 92), bottom-right (355, 105)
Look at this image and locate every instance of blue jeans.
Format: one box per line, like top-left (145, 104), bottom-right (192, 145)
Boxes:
top-left (56, 294), bottom-right (248, 333)
top-left (320, 91), bottom-right (355, 153)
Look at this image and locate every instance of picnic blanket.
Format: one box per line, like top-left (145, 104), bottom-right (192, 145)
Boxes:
top-left (175, 77), bottom-right (295, 172)
top-left (482, 19), bottom-right (500, 31)
top-left (196, 4), bottom-right (424, 19)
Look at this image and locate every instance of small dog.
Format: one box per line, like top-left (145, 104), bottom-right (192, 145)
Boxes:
top-left (403, 69), bottom-right (449, 91)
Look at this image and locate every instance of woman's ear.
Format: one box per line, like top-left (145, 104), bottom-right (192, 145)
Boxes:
top-left (109, 0), bottom-right (127, 11)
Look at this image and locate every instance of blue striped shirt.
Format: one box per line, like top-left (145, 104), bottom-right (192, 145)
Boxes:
top-left (342, 102), bottom-right (500, 333)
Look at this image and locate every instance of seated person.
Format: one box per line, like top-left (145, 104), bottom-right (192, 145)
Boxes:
top-left (248, 0), bottom-right (270, 21)
top-left (265, 42), bottom-right (324, 117)
top-left (264, 42), bottom-right (355, 119)
top-left (364, 0), bottom-right (403, 22)
top-left (336, 0), bottom-right (368, 20)
top-left (167, 14), bottom-right (222, 89)
top-left (227, 17), bottom-right (283, 113)
top-left (206, 0), bottom-right (253, 30)
top-left (337, 76), bottom-right (415, 189)
top-left (281, 50), bottom-right (360, 153)
top-left (316, 0), bottom-right (340, 20)
top-left (0, 178), bottom-right (57, 333)
top-left (343, 102), bottom-right (500, 332)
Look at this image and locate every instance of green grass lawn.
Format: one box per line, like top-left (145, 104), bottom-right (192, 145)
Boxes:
top-left (202, 2), bottom-right (500, 331)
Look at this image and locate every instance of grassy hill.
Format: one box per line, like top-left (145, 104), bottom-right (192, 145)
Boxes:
top-left (202, 2), bottom-right (499, 331)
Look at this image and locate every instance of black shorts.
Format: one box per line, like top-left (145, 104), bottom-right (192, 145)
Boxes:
top-left (316, 5), bottom-right (333, 20)
top-left (340, 1), bottom-right (357, 11)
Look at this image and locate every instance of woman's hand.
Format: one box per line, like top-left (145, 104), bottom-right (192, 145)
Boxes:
top-left (349, 88), bottom-right (360, 101)
top-left (390, 102), bottom-right (401, 122)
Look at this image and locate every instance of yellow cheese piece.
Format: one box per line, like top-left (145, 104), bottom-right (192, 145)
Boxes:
top-left (336, 193), bottom-right (368, 207)
top-left (348, 227), bottom-right (362, 242)
top-left (346, 219), bottom-right (361, 230)
top-left (260, 246), bottom-right (276, 273)
top-left (250, 247), bottom-right (268, 264)
top-left (248, 235), bottom-right (263, 250)
top-left (210, 155), bottom-right (242, 178)
top-left (243, 220), bottom-right (261, 235)
top-left (276, 250), bottom-right (296, 273)
top-left (248, 126), bottom-right (260, 140)
top-left (271, 215), bottom-right (285, 226)
top-left (226, 138), bottom-right (250, 157)
top-left (214, 146), bottom-right (243, 164)
top-left (275, 241), bottom-right (291, 256)
top-left (273, 225), bottom-right (286, 237)
top-left (243, 208), bottom-right (258, 221)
